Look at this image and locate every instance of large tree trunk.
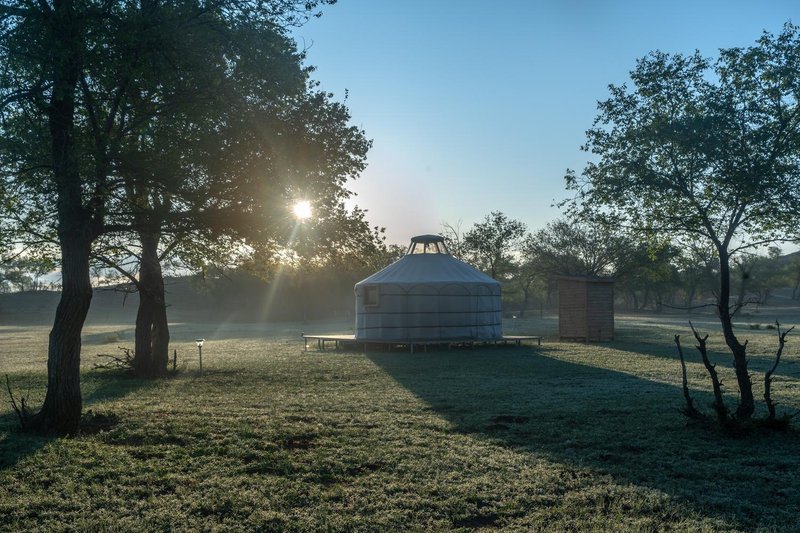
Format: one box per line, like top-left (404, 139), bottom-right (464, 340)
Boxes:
top-left (30, 235), bottom-right (92, 435)
top-left (134, 285), bottom-right (156, 375)
top-left (133, 231), bottom-right (169, 378)
top-left (718, 249), bottom-right (754, 419)
top-left (152, 289), bottom-right (170, 365)
top-left (29, 0), bottom-right (90, 435)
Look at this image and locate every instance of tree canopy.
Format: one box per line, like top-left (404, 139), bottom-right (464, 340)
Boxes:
top-left (566, 24), bottom-right (800, 251)
top-left (0, 0), bottom-right (367, 434)
top-left (567, 23), bottom-right (800, 420)
top-left (462, 211), bottom-right (526, 280)
top-left (524, 218), bottom-right (630, 277)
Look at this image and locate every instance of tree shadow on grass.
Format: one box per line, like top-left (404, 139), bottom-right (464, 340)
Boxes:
top-left (0, 413), bottom-right (50, 470)
top-left (0, 369), bottom-right (157, 471)
top-left (610, 324), bottom-right (800, 380)
top-left (81, 369), bottom-right (158, 405)
top-left (368, 346), bottom-right (800, 530)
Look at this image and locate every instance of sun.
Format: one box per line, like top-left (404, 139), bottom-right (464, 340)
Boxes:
top-left (292, 200), bottom-right (313, 221)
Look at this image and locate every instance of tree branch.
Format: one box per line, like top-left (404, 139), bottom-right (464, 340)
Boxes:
top-left (91, 253), bottom-right (141, 288)
top-left (674, 335), bottom-right (703, 419)
top-left (689, 321), bottom-right (729, 424)
top-left (5, 374), bottom-right (28, 429)
top-left (764, 321), bottom-right (794, 420)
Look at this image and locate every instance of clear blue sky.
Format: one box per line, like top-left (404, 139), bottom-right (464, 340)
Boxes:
top-left (292, 1), bottom-right (800, 244)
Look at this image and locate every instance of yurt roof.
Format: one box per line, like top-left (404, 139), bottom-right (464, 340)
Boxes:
top-left (356, 251), bottom-right (498, 287)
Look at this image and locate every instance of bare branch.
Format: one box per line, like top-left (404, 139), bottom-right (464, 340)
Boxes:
top-left (674, 335), bottom-right (703, 420)
top-left (689, 321), bottom-right (729, 424)
top-left (91, 253), bottom-right (140, 287)
top-left (764, 321), bottom-right (795, 420)
top-left (5, 374), bottom-right (28, 429)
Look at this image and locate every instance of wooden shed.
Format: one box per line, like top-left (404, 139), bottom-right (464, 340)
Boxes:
top-left (558, 276), bottom-right (614, 342)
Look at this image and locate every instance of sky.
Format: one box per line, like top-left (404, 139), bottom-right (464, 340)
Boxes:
top-left (292, 0), bottom-right (800, 245)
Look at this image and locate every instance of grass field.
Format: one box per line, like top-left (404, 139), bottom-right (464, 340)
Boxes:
top-left (1, 314), bottom-right (800, 531)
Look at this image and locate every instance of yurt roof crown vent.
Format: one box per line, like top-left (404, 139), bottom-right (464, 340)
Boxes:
top-left (407, 234), bottom-right (450, 255)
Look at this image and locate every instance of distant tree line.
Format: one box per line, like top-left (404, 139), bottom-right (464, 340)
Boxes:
top-left (0, 257), bottom-right (55, 292)
top-left (5, 212), bottom-right (799, 323)
top-left (441, 212), bottom-right (800, 318)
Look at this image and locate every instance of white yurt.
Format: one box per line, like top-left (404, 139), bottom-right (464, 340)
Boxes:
top-left (354, 235), bottom-right (502, 342)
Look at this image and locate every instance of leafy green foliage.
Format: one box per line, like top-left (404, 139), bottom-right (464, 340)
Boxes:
top-left (0, 257), bottom-right (55, 292)
top-left (615, 242), bottom-right (683, 312)
top-left (1, 0), bottom-right (370, 283)
top-left (1, 0), bottom-right (376, 403)
top-left (567, 22), bottom-right (800, 419)
top-left (523, 218), bottom-right (631, 277)
top-left (463, 211), bottom-right (527, 280)
top-left (566, 24), bottom-right (800, 252)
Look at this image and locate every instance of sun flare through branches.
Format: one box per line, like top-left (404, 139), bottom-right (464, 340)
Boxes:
top-left (292, 200), bottom-right (313, 221)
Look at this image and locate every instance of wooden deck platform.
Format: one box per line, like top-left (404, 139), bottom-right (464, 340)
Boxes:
top-left (301, 333), bottom-right (541, 352)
